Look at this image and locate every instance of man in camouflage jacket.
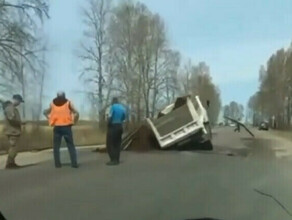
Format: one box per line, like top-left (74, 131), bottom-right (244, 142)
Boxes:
top-left (1, 94), bottom-right (25, 169)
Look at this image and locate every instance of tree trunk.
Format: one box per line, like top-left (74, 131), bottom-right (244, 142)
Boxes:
top-left (21, 82), bottom-right (26, 119)
top-left (98, 45), bottom-right (103, 129)
top-left (20, 53), bottom-right (26, 132)
top-left (145, 90), bottom-right (150, 118)
top-left (36, 72), bottom-right (45, 129)
top-left (151, 49), bottom-right (159, 118)
top-left (20, 47), bottom-right (26, 121)
top-left (137, 77), bottom-right (142, 122)
top-left (99, 109), bottom-right (106, 131)
top-left (287, 97), bottom-right (291, 128)
top-left (166, 77), bottom-right (170, 104)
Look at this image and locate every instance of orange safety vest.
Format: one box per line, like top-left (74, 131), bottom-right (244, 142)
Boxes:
top-left (49, 101), bottom-right (74, 126)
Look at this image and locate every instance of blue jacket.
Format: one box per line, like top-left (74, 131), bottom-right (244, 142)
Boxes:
top-left (109, 104), bottom-right (126, 124)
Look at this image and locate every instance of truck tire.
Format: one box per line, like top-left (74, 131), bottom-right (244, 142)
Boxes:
top-left (205, 123), bottom-right (212, 140)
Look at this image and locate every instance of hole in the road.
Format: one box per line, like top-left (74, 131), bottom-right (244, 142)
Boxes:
top-left (241, 137), bottom-right (278, 158)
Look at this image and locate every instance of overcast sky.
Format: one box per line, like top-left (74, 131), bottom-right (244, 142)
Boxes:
top-left (44, 0), bottom-right (292, 109)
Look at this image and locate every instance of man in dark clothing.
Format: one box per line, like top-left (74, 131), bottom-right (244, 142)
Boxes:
top-left (234, 118), bottom-right (241, 132)
top-left (43, 91), bottom-right (79, 168)
top-left (106, 97), bottom-right (126, 166)
top-left (1, 94), bottom-right (25, 169)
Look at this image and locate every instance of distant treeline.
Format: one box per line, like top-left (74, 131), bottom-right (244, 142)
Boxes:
top-left (248, 43), bottom-right (292, 129)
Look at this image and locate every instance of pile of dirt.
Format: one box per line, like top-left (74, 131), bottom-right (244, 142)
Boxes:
top-left (157, 95), bottom-right (189, 119)
top-left (122, 124), bottom-right (160, 152)
top-left (173, 95), bottom-right (189, 110)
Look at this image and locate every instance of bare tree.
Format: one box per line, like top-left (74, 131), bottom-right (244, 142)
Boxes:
top-left (180, 61), bottom-right (221, 124)
top-left (80, 0), bottom-right (112, 127)
top-left (181, 60), bottom-right (193, 95)
top-left (248, 44), bottom-right (292, 129)
top-left (0, 0), bottom-right (49, 121)
top-left (108, 2), bottom-right (181, 119)
top-left (162, 50), bottom-right (180, 105)
top-left (108, 1), bottom-right (138, 120)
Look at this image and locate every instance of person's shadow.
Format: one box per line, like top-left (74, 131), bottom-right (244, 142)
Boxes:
top-left (20, 163), bottom-right (39, 168)
top-left (185, 219), bottom-right (223, 220)
top-left (0, 211), bottom-right (7, 220)
top-left (6, 163), bottom-right (39, 170)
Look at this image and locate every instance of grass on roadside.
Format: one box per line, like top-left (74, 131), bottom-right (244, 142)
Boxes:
top-left (0, 123), bottom-right (106, 152)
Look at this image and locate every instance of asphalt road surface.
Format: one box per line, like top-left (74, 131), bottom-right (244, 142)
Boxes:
top-left (1, 127), bottom-right (292, 220)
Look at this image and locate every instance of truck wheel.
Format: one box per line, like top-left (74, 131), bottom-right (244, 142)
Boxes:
top-left (204, 123), bottom-right (212, 141)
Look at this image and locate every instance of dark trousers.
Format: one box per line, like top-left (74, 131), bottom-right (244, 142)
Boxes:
top-left (53, 125), bottom-right (78, 167)
top-left (234, 125), bottom-right (240, 132)
top-left (106, 124), bottom-right (123, 162)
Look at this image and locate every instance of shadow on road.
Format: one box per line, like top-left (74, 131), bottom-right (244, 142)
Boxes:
top-left (19, 163), bottom-right (39, 168)
top-left (185, 219), bottom-right (223, 220)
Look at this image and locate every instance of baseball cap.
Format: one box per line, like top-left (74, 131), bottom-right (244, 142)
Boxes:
top-left (13, 94), bottom-right (24, 102)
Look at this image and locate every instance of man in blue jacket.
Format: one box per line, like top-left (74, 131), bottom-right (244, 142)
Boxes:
top-left (106, 97), bottom-right (126, 166)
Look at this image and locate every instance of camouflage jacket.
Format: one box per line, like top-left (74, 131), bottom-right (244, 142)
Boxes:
top-left (2, 101), bottom-right (22, 136)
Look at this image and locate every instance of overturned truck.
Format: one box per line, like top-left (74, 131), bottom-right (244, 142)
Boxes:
top-left (122, 95), bottom-right (213, 151)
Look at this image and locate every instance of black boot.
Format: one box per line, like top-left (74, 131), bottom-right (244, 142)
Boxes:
top-left (5, 162), bottom-right (21, 169)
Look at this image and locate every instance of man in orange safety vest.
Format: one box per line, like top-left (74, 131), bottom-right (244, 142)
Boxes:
top-left (43, 91), bottom-right (79, 168)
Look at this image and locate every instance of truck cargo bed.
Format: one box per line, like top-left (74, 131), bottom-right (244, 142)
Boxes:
top-left (147, 96), bottom-right (208, 149)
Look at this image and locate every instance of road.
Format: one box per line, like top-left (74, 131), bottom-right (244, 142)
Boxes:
top-left (1, 127), bottom-right (292, 220)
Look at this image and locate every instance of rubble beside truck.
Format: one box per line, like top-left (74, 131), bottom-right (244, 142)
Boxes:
top-left (121, 95), bottom-right (213, 151)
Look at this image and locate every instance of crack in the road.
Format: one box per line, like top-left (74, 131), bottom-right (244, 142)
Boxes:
top-left (254, 189), bottom-right (292, 218)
